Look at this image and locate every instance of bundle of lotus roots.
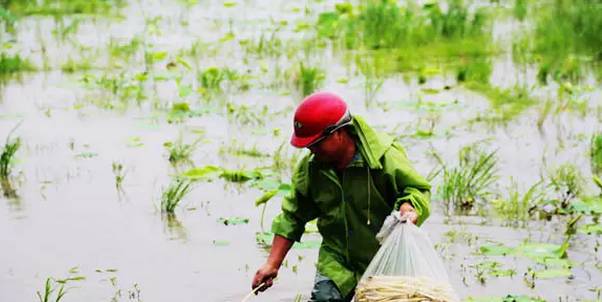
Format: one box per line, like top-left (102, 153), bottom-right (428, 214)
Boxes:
top-left (355, 275), bottom-right (459, 302)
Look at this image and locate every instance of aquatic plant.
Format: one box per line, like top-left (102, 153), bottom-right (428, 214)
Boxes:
top-left (108, 36), bottom-right (143, 63)
top-left (468, 84), bottom-right (537, 123)
top-left (492, 181), bottom-right (544, 225)
top-left (0, 53), bottom-right (33, 75)
top-left (548, 163), bottom-right (585, 209)
top-left (529, 0), bottom-right (602, 83)
top-left (36, 272), bottom-right (85, 302)
top-left (439, 145), bottom-right (498, 213)
top-left (0, 136), bottom-right (20, 180)
top-left (513, 0), bottom-right (528, 21)
top-left (317, 0), bottom-right (492, 65)
top-left (226, 102), bottom-right (267, 126)
top-left (4, 0), bottom-right (125, 16)
top-left (161, 178), bottom-right (192, 213)
top-left (592, 134), bottom-right (602, 175)
top-left (111, 161), bottom-right (125, 191)
top-left (295, 62), bottom-right (325, 97)
top-left (163, 137), bottom-right (199, 167)
top-left (37, 278), bottom-right (67, 302)
top-left (197, 67), bottom-right (234, 96)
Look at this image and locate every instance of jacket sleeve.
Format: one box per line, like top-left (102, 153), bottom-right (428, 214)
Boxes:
top-left (271, 156), bottom-right (320, 242)
top-left (382, 143), bottom-right (432, 226)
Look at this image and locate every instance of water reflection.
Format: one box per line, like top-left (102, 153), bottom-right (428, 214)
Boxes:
top-left (161, 212), bottom-right (187, 242)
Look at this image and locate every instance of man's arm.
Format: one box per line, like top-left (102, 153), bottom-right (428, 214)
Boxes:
top-left (384, 144), bottom-right (432, 226)
top-left (251, 156), bottom-right (319, 293)
top-left (251, 235), bottom-right (294, 292)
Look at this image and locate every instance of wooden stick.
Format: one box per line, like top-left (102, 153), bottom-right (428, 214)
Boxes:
top-left (240, 282), bottom-right (266, 302)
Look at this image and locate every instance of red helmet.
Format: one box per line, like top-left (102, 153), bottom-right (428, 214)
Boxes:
top-left (290, 92), bottom-right (351, 148)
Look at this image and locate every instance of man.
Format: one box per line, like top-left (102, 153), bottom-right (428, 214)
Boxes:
top-left (251, 92), bottom-right (431, 301)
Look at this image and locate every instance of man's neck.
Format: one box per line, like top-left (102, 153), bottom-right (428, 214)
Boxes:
top-left (335, 139), bottom-right (356, 171)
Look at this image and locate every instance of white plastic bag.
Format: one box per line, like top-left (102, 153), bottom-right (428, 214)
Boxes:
top-left (355, 212), bottom-right (459, 302)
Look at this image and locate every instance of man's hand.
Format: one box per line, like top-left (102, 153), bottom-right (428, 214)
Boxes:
top-left (252, 263), bottom-right (278, 293)
top-left (250, 235), bottom-right (293, 294)
top-left (399, 202), bottom-right (418, 224)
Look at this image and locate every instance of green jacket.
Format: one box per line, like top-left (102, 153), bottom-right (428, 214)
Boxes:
top-left (271, 115), bottom-right (431, 296)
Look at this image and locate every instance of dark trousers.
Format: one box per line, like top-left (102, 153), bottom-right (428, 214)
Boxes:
top-left (309, 272), bottom-right (354, 302)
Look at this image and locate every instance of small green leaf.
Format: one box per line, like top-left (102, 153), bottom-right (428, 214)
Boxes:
top-left (479, 243), bottom-right (513, 256)
top-left (533, 268), bottom-right (572, 279)
top-left (255, 190), bottom-right (277, 206)
top-left (212, 240), bottom-right (230, 246)
top-left (181, 166), bottom-right (222, 180)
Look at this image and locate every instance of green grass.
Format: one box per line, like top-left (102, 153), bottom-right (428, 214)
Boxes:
top-left (295, 62), bottom-right (325, 97)
top-left (591, 134), bottom-right (602, 175)
top-left (161, 178), bottom-right (192, 213)
top-left (438, 145), bottom-right (499, 214)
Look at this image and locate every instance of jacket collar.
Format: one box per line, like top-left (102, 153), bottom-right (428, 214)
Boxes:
top-left (349, 115), bottom-right (393, 170)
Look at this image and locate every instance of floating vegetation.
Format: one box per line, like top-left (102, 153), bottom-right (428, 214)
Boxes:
top-left (220, 169), bottom-right (262, 183)
top-left (180, 165), bottom-right (263, 183)
top-left (218, 216), bottom-right (249, 226)
top-left (438, 145), bottom-right (498, 213)
top-left (160, 178), bottom-right (193, 213)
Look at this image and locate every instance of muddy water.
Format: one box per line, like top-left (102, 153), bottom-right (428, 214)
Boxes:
top-left (1, 1), bottom-right (601, 301)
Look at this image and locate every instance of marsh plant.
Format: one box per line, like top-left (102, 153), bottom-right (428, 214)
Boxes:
top-left (160, 178), bottom-right (192, 213)
top-left (295, 62), bottom-right (325, 97)
top-left (438, 145), bottom-right (498, 214)
top-left (590, 133), bottom-right (602, 175)
top-left (317, 0), bottom-right (491, 69)
top-left (492, 180), bottom-right (544, 226)
top-left (197, 67), bottom-right (237, 97)
top-left (548, 163), bottom-right (585, 210)
top-left (0, 53), bottom-right (33, 80)
top-left (163, 137), bottom-right (199, 167)
top-left (0, 136), bottom-right (20, 198)
top-left (111, 161), bottom-right (125, 192)
top-left (531, 0), bottom-right (602, 83)
top-left (36, 274), bottom-right (85, 302)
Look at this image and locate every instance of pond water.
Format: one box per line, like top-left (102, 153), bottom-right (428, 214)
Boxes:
top-left (1, 0), bottom-right (601, 301)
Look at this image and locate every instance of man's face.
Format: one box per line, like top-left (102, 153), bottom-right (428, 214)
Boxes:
top-left (307, 130), bottom-right (343, 163)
